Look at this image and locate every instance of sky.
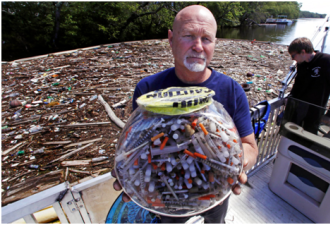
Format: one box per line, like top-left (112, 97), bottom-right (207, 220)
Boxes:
top-left (298, 0), bottom-right (330, 15)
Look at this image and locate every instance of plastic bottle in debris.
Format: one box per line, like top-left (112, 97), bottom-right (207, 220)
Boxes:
top-left (7, 93), bottom-right (20, 98)
top-left (89, 95), bottom-right (98, 101)
top-left (29, 165), bottom-right (39, 169)
top-left (17, 150), bottom-right (25, 155)
top-left (34, 147), bottom-right (45, 154)
top-left (12, 109), bottom-right (22, 119)
top-left (92, 156), bottom-right (108, 162)
top-left (2, 126), bottom-right (16, 132)
top-left (8, 131), bottom-right (16, 136)
top-left (14, 134), bottom-right (23, 139)
top-left (47, 102), bottom-right (60, 107)
top-left (29, 125), bottom-right (43, 133)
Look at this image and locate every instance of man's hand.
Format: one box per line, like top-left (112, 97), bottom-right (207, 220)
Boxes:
top-left (231, 159), bottom-right (249, 195)
top-left (111, 169), bottom-right (131, 202)
top-left (231, 133), bottom-right (258, 196)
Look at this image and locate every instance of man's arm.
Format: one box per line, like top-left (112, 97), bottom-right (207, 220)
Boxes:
top-left (241, 132), bottom-right (258, 171)
top-left (231, 132), bottom-right (258, 195)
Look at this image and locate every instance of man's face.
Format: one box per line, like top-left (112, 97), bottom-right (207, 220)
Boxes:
top-left (168, 16), bottom-right (216, 72)
top-left (290, 50), bottom-right (306, 64)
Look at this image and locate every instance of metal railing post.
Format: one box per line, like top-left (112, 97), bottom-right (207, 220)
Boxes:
top-left (321, 27), bottom-right (329, 53)
top-left (52, 201), bottom-right (69, 224)
top-left (23, 214), bottom-right (38, 224)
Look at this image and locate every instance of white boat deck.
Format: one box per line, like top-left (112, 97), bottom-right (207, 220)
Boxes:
top-left (225, 160), bottom-right (313, 223)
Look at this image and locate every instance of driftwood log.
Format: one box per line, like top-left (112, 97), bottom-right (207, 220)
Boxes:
top-left (112, 99), bottom-right (129, 108)
top-left (56, 122), bottom-right (110, 127)
top-left (2, 142), bottom-right (26, 155)
top-left (98, 94), bottom-right (125, 128)
top-left (61, 160), bottom-right (91, 167)
top-left (64, 137), bottom-right (102, 149)
top-left (43, 141), bottom-right (72, 145)
top-left (50, 143), bottom-right (93, 163)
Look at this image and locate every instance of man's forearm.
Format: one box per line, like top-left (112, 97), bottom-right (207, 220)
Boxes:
top-left (241, 133), bottom-right (258, 171)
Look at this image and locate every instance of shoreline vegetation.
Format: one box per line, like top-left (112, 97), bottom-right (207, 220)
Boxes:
top-left (2, 2), bottom-right (327, 61)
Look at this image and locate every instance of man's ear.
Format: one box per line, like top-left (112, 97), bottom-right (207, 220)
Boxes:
top-left (168, 29), bottom-right (173, 48)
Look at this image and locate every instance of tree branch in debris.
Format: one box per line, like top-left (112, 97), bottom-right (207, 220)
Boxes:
top-left (61, 160), bottom-right (91, 167)
top-left (50, 143), bottom-right (93, 163)
top-left (98, 94), bottom-right (125, 128)
top-left (43, 141), bottom-right (72, 145)
top-left (2, 142), bottom-right (26, 155)
top-left (64, 137), bottom-right (102, 149)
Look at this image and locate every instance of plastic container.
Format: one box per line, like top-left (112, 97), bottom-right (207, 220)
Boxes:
top-left (114, 87), bottom-right (244, 217)
top-left (89, 95), bottom-right (98, 101)
top-left (29, 125), bottom-right (43, 133)
top-left (29, 164), bottom-right (39, 169)
top-left (7, 93), bottom-right (20, 98)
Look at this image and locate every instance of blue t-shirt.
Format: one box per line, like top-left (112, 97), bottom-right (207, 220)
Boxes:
top-left (133, 67), bottom-right (253, 138)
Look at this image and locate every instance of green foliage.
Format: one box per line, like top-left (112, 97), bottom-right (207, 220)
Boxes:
top-left (2, 2), bottom-right (55, 59)
top-left (0, 1), bottom-right (315, 61)
top-left (205, 2), bottom-right (243, 27)
top-left (239, 2), bottom-right (269, 25)
top-left (262, 1), bottom-right (301, 19)
top-left (240, 1), bottom-right (301, 24)
top-left (299, 11), bottom-right (326, 18)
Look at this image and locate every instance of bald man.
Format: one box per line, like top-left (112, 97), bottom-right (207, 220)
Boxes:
top-left (112, 5), bottom-right (258, 223)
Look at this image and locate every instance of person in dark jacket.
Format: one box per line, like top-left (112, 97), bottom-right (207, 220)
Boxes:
top-left (288, 37), bottom-right (330, 133)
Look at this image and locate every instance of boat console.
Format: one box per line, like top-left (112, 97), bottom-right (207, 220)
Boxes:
top-left (269, 97), bottom-right (330, 223)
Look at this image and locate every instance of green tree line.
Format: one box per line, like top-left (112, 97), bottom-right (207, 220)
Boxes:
top-left (2, 1), bottom-right (302, 61)
top-left (299, 11), bottom-right (326, 18)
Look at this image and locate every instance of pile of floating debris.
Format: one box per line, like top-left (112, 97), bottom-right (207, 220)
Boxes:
top-left (1, 38), bottom-right (293, 206)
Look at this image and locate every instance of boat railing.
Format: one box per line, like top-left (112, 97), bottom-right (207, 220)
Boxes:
top-left (1, 95), bottom-right (287, 223)
top-left (247, 95), bottom-right (287, 176)
top-left (2, 173), bottom-right (114, 223)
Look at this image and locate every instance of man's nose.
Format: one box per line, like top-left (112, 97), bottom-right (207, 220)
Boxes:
top-left (192, 37), bottom-right (203, 52)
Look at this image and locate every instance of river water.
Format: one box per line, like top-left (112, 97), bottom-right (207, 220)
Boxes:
top-left (217, 18), bottom-right (330, 54)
